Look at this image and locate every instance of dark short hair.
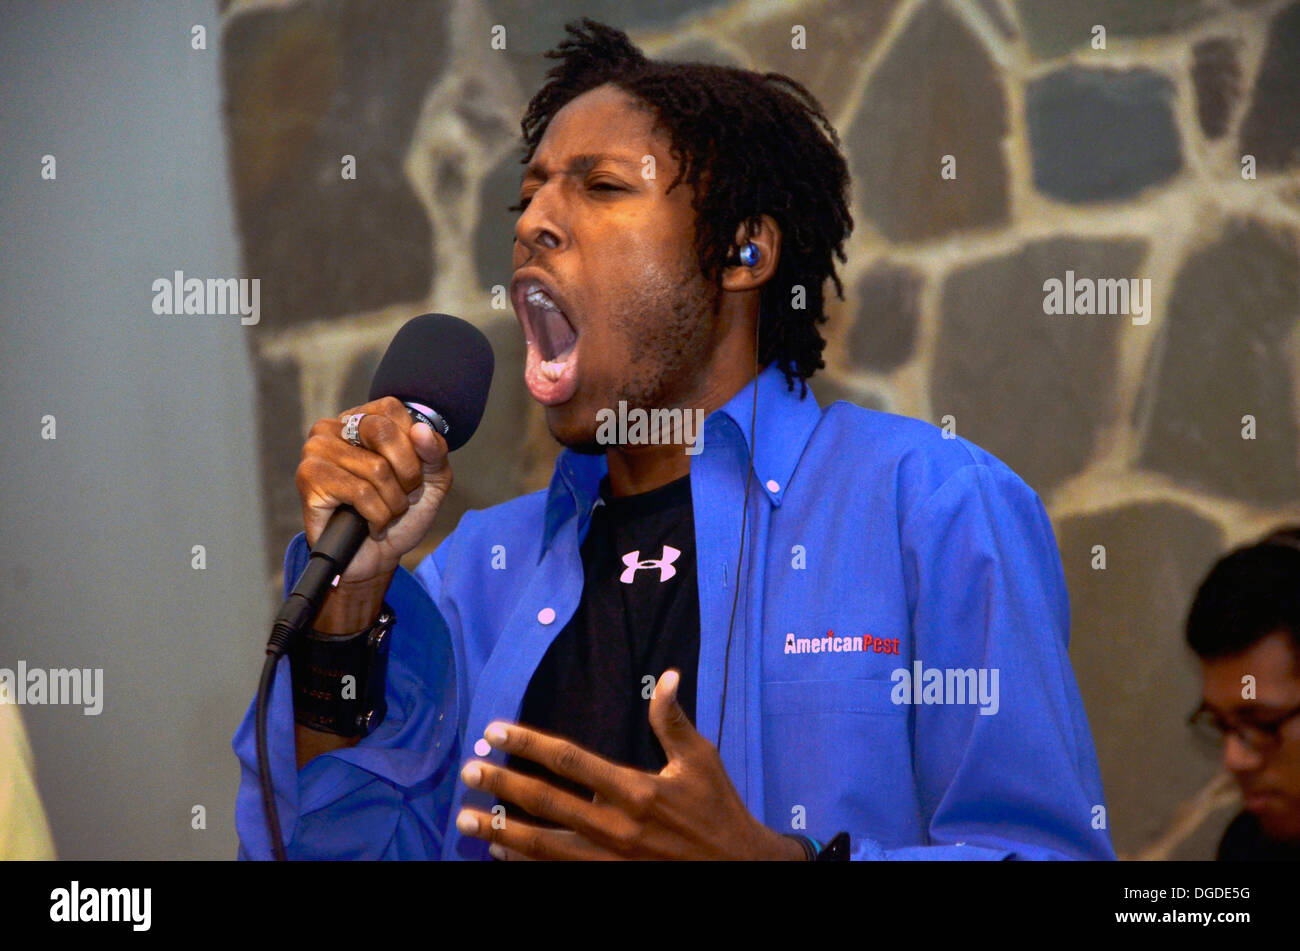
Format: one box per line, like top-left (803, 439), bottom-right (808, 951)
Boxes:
top-left (1186, 526), bottom-right (1300, 668)
top-left (513, 18), bottom-right (854, 393)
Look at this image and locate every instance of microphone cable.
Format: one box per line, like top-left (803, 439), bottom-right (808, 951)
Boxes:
top-left (258, 530), bottom-right (359, 862)
top-left (256, 644), bottom-right (289, 862)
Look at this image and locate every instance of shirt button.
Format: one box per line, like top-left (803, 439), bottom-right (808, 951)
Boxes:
top-left (537, 607), bottom-right (556, 624)
top-left (765, 479), bottom-right (780, 493)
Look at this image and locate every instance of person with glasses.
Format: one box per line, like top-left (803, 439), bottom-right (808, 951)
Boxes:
top-left (1186, 527), bottom-right (1300, 860)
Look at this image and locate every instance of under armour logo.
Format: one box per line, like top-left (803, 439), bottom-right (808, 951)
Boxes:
top-left (620, 546), bottom-right (680, 583)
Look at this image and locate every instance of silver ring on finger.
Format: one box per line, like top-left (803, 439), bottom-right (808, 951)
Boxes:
top-left (341, 412), bottom-right (367, 448)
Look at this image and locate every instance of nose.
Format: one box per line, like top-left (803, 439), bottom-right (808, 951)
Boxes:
top-left (1222, 732), bottom-right (1264, 772)
top-left (513, 186), bottom-right (565, 257)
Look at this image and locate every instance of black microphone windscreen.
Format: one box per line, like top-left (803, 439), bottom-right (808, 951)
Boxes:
top-left (368, 314), bottom-right (495, 452)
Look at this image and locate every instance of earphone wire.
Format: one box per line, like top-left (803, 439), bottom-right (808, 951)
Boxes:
top-left (715, 287), bottom-right (760, 752)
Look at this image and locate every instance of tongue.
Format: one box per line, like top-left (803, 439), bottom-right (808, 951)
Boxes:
top-left (535, 307), bottom-right (577, 361)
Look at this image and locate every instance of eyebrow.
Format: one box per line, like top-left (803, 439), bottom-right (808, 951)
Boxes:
top-left (521, 153), bottom-right (642, 183)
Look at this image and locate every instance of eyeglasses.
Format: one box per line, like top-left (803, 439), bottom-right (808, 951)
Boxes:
top-left (1188, 701), bottom-right (1300, 755)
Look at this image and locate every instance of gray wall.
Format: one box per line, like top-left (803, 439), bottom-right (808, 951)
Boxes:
top-left (0, 1), bottom-right (266, 859)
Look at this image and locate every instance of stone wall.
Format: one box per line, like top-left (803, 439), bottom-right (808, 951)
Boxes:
top-left (218, 0), bottom-right (1300, 859)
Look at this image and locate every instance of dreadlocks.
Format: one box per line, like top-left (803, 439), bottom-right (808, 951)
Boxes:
top-left (514, 18), bottom-right (854, 392)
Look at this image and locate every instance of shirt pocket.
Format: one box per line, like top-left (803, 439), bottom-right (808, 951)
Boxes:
top-left (760, 678), bottom-right (922, 848)
top-left (762, 678), bottom-right (904, 716)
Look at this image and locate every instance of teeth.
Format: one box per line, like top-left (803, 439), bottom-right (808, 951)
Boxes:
top-left (525, 287), bottom-right (559, 311)
top-left (539, 359), bottom-right (567, 381)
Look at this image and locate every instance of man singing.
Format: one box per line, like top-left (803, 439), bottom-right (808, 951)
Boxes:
top-left (234, 18), bottom-right (1113, 860)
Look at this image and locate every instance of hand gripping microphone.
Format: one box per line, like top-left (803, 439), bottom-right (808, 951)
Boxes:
top-left (266, 313), bottom-right (495, 655)
top-left (257, 313), bottom-right (494, 860)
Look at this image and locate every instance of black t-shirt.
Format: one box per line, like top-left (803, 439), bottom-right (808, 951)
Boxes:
top-left (1217, 809), bottom-right (1300, 861)
top-left (504, 473), bottom-right (700, 825)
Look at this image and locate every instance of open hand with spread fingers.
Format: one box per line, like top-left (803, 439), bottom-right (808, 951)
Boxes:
top-left (454, 670), bottom-right (807, 860)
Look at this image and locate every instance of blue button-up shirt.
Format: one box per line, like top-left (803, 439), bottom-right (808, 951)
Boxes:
top-left (234, 364), bottom-right (1115, 860)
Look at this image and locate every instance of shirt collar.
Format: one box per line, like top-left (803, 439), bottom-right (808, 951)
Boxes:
top-left (539, 363), bottom-right (823, 556)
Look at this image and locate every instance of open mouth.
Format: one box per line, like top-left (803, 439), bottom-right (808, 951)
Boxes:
top-left (523, 285), bottom-right (578, 364)
top-left (514, 278), bottom-right (580, 406)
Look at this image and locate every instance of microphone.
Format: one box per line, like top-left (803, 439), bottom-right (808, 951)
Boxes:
top-left (267, 313), bottom-right (495, 656)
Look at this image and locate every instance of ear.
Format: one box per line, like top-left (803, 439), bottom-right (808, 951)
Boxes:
top-left (722, 215), bottom-right (782, 294)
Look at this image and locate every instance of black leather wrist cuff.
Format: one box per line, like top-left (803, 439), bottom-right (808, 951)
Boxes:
top-left (289, 604), bottom-right (393, 737)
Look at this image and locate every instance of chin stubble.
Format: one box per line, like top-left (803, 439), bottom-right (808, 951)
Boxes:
top-left (550, 255), bottom-right (722, 451)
